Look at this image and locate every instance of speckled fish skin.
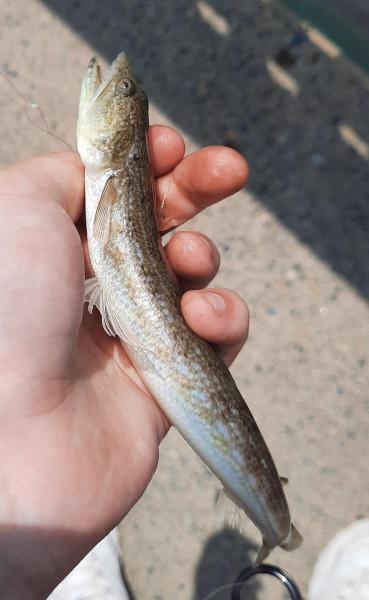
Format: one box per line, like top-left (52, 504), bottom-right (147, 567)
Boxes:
top-left (77, 53), bottom-right (302, 559)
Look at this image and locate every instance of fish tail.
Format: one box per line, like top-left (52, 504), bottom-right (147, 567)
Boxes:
top-left (281, 523), bottom-right (303, 551)
top-left (255, 523), bottom-right (303, 565)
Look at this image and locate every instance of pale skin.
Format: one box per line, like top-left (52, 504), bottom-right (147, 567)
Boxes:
top-left (0, 126), bottom-right (250, 598)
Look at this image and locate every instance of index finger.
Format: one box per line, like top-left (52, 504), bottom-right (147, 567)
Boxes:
top-left (155, 146), bottom-right (249, 233)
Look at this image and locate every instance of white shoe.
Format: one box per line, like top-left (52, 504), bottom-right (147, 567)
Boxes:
top-left (309, 519), bottom-right (369, 600)
top-left (48, 529), bottom-right (131, 600)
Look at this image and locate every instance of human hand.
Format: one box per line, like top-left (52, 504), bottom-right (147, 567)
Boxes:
top-left (0, 126), bottom-right (249, 598)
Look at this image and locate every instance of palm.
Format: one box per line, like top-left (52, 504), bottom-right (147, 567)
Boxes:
top-left (1, 168), bottom-right (166, 541)
top-left (0, 129), bottom-right (249, 595)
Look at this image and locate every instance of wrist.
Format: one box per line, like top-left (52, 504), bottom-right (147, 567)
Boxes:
top-left (0, 527), bottom-right (71, 599)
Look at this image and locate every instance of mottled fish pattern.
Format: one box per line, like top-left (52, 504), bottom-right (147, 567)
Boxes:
top-left (77, 53), bottom-right (302, 560)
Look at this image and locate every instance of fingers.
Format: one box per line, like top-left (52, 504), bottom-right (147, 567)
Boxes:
top-left (81, 227), bottom-right (221, 285)
top-left (148, 126), bottom-right (185, 176)
top-left (156, 146), bottom-right (249, 232)
top-left (181, 288), bottom-right (249, 366)
top-left (82, 222), bottom-right (248, 365)
top-left (2, 132), bottom-right (247, 245)
top-left (0, 126), bottom-right (185, 223)
top-left (1, 131), bottom-right (248, 239)
top-left (165, 231), bottom-right (220, 289)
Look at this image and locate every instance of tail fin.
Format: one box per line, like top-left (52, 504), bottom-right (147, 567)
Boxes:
top-left (281, 523), bottom-right (303, 551)
top-left (255, 524), bottom-right (302, 565)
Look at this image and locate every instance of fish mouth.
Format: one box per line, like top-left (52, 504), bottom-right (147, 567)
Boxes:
top-left (84, 52), bottom-right (134, 102)
top-left (77, 52), bottom-right (137, 161)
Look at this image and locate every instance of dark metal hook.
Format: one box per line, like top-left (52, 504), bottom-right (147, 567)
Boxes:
top-left (231, 562), bottom-right (303, 600)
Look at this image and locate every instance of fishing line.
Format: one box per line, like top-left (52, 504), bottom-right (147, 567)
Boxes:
top-left (202, 563), bottom-right (303, 600)
top-left (159, 172), bottom-right (173, 218)
top-left (0, 70), bottom-right (73, 151)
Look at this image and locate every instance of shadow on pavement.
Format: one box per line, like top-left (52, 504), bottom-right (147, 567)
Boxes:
top-left (193, 527), bottom-right (259, 600)
top-left (42, 0), bottom-right (369, 302)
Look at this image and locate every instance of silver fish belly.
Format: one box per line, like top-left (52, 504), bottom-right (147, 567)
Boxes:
top-left (77, 52), bottom-right (302, 559)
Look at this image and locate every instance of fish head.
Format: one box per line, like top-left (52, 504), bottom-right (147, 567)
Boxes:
top-left (77, 53), bottom-right (149, 169)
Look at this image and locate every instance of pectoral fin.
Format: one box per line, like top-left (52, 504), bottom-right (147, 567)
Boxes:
top-left (93, 175), bottom-right (117, 246)
top-left (85, 277), bottom-right (145, 349)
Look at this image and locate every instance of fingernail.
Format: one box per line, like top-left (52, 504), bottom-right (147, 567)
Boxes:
top-left (204, 292), bottom-right (226, 314)
top-left (198, 233), bottom-right (213, 253)
top-left (183, 233), bottom-right (211, 257)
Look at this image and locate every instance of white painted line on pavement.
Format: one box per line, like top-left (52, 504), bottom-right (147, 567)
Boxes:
top-left (197, 1), bottom-right (230, 36)
top-left (266, 59), bottom-right (300, 97)
top-left (304, 24), bottom-right (341, 59)
top-left (339, 123), bottom-right (369, 160)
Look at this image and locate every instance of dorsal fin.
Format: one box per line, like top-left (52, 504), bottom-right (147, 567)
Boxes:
top-left (93, 175), bottom-right (117, 246)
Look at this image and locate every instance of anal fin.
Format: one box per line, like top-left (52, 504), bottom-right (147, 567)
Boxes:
top-left (215, 487), bottom-right (246, 531)
top-left (255, 539), bottom-right (271, 564)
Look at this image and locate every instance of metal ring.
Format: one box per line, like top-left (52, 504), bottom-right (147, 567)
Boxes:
top-left (231, 563), bottom-right (303, 600)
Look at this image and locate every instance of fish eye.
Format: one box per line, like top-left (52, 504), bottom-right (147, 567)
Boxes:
top-left (115, 77), bottom-right (137, 97)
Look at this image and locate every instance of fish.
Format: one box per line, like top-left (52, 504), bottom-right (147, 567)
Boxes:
top-left (76, 52), bottom-right (302, 561)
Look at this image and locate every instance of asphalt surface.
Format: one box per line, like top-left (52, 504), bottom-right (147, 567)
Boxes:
top-left (1, 1), bottom-right (369, 598)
